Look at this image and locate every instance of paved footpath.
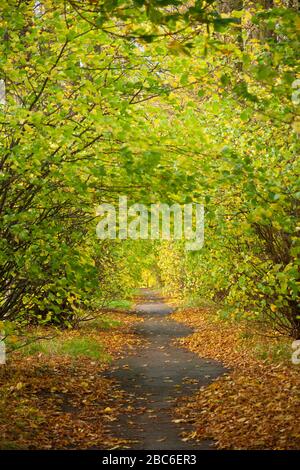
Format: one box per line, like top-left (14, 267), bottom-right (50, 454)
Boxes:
top-left (105, 290), bottom-right (226, 450)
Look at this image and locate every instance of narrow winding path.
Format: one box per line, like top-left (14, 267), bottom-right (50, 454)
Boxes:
top-left (105, 290), bottom-right (226, 450)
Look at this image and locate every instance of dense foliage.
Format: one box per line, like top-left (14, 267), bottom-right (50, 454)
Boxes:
top-left (0, 1), bottom-right (299, 336)
top-left (156, 2), bottom-right (300, 338)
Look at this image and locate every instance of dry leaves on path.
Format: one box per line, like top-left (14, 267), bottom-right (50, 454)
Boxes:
top-left (0, 310), bottom-right (143, 450)
top-left (172, 308), bottom-right (300, 449)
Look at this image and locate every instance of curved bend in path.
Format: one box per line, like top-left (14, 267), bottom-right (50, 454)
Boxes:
top-left (105, 289), bottom-right (226, 450)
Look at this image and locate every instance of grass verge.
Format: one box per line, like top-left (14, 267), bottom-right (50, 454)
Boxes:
top-left (0, 308), bottom-right (142, 450)
top-left (20, 336), bottom-right (112, 362)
